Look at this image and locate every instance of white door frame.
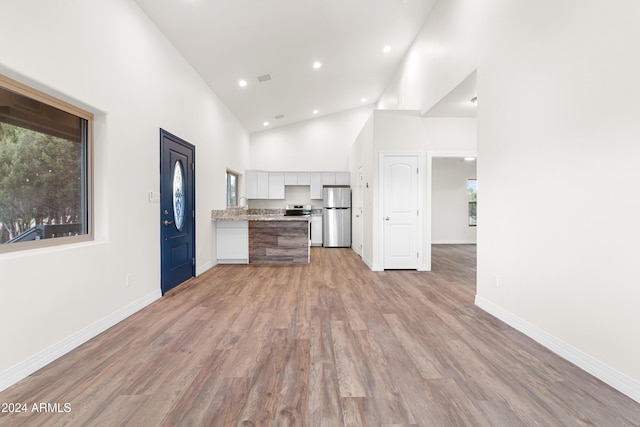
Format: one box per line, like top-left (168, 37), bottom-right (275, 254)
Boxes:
top-left (425, 151), bottom-right (476, 271)
top-left (353, 164), bottom-right (364, 257)
top-left (379, 151), bottom-right (424, 271)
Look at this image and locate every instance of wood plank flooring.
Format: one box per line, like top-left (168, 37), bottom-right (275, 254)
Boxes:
top-left (1, 245), bottom-right (639, 426)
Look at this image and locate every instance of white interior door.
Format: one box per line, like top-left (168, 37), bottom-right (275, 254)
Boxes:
top-left (383, 154), bottom-right (419, 269)
top-left (353, 165), bottom-right (364, 257)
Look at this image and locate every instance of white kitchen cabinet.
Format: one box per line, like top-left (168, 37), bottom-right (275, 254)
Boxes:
top-left (310, 172), bottom-right (323, 199)
top-left (268, 172), bottom-right (285, 199)
top-left (248, 169), bottom-right (349, 199)
top-left (245, 170), bottom-right (271, 199)
top-left (284, 172), bottom-right (298, 185)
top-left (245, 170), bottom-right (258, 199)
top-left (310, 215), bottom-right (323, 246)
top-left (297, 172), bottom-right (310, 185)
top-left (335, 172), bottom-right (350, 185)
top-left (216, 220), bottom-right (248, 264)
top-left (322, 172), bottom-right (336, 186)
top-left (256, 171), bottom-right (270, 199)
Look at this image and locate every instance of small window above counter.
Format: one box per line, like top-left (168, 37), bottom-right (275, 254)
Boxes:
top-left (245, 170), bottom-right (350, 200)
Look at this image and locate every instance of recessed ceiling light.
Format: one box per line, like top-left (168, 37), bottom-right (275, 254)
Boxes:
top-left (464, 157), bottom-right (476, 162)
top-left (313, 61), bottom-right (322, 69)
top-left (238, 79), bottom-right (247, 87)
top-left (383, 45), bottom-right (392, 53)
top-left (263, 121), bottom-right (270, 127)
top-left (361, 98), bottom-right (367, 103)
top-left (313, 109), bottom-right (319, 115)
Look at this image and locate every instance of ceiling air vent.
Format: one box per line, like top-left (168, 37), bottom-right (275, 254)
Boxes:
top-left (257, 74), bottom-right (272, 83)
top-left (275, 114), bottom-right (285, 120)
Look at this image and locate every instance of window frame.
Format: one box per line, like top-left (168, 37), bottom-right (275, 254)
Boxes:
top-left (226, 170), bottom-right (239, 207)
top-left (468, 178), bottom-right (477, 227)
top-left (0, 73), bottom-right (94, 254)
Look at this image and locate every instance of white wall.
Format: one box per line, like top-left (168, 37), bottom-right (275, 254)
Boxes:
top-left (432, 158), bottom-right (477, 244)
top-left (379, 0), bottom-right (640, 401)
top-left (476, 0), bottom-right (640, 395)
top-left (348, 113), bottom-right (375, 267)
top-left (247, 106), bottom-right (372, 209)
top-left (250, 106), bottom-right (373, 171)
top-left (0, 0), bottom-right (250, 388)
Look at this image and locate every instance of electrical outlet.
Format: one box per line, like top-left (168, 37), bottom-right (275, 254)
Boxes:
top-left (126, 274), bottom-right (133, 287)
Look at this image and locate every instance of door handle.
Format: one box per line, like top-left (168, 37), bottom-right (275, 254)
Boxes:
top-left (163, 220), bottom-right (174, 226)
top-left (385, 216), bottom-right (390, 221)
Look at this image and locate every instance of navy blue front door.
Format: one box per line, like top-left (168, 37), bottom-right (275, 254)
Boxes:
top-left (160, 129), bottom-right (195, 294)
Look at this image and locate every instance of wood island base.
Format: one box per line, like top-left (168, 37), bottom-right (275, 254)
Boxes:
top-left (249, 220), bottom-right (310, 264)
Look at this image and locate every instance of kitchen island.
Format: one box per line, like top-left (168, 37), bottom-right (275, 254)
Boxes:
top-left (211, 209), bottom-right (310, 264)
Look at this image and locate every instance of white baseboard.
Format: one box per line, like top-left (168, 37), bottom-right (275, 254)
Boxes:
top-left (212, 259), bottom-right (246, 267)
top-left (417, 263), bottom-right (431, 272)
top-left (432, 240), bottom-right (477, 245)
top-left (361, 254), bottom-right (375, 271)
top-left (196, 260), bottom-right (217, 275)
top-left (0, 290), bottom-right (161, 393)
top-left (475, 295), bottom-right (640, 404)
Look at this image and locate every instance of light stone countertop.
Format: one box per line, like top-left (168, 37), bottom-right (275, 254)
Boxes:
top-left (211, 209), bottom-right (310, 222)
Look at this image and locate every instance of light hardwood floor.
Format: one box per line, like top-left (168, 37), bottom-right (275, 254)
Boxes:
top-left (1, 245), bottom-right (639, 426)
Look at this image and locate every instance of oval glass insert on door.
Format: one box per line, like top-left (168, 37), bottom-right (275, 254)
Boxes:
top-left (172, 160), bottom-right (186, 231)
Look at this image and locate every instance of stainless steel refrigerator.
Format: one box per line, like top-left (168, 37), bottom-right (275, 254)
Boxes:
top-left (323, 186), bottom-right (351, 247)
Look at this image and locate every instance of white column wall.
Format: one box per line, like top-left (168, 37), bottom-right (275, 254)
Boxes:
top-left (476, 0), bottom-right (640, 391)
top-left (378, 0), bottom-right (640, 400)
top-left (348, 114), bottom-right (375, 268)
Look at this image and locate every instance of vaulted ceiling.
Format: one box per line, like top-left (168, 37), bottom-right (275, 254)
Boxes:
top-left (134, 0), bottom-right (439, 133)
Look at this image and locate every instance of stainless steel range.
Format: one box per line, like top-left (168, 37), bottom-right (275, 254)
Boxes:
top-left (284, 204), bottom-right (312, 217)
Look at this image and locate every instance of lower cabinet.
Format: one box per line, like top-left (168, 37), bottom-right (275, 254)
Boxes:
top-left (310, 215), bottom-right (323, 246)
top-left (216, 220), bottom-right (248, 264)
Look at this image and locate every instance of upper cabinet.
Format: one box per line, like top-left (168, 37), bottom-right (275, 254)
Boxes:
top-left (268, 172), bottom-right (285, 199)
top-left (245, 170), bottom-right (350, 200)
top-left (245, 170), bottom-right (270, 199)
top-left (335, 172), bottom-right (350, 185)
top-left (322, 173), bottom-right (336, 186)
top-left (310, 172), bottom-right (323, 199)
top-left (297, 172), bottom-right (311, 185)
top-left (245, 170), bottom-right (258, 199)
top-left (284, 172), bottom-right (298, 186)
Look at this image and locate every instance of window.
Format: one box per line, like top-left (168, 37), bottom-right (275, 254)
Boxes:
top-left (0, 74), bottom-right (92, 252)
top-left (468, 178), bottom-right (477, 226)
top-left (226, 170), bottom-right (238, 207)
